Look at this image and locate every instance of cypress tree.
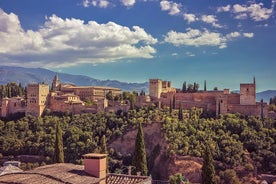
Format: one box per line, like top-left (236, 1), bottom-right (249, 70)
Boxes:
top-left (54, 121), bottom-right (64, 163)
top-left (182, 81), bottom-right (187, 93)
top-left (169, 99), bottom-right (172, 115)
top-left (100, 135), bottom-right (109, 173)
top-left (204, 80), bottom-right (207, 91)
top-left (172, 95), bottom-right (176, 109)
top-left (100, 135), bottom-right (107, 154)
top-left (178, 103), bottom-right (183, 121)
top-left (132, 122), bottom-right (148, 176)
top-left (201, 144), bottom-right (216, 184)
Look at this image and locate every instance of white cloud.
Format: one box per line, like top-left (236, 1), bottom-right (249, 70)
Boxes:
top-left (0, 9), bottom-right (157, 68)
top-left (234, 13), bottom-right (248, 20)
top-left (83, 0), bottom-right (90, 7)
top-left (201, 15), bottom-right (222, 28)
top-left (164, 28), bottom-right (254, 49)
top-left (83, 0), bottom-right (110, 8)
top-left (243, 32), bottom-right (254, 38)
top-left (120, 0), bottom-right (135, 7)
top-left (160, 0), bottom-right (181, 15)
top-left (217, 5), bottom-right (231, 12)
top-left (183, 13), bottom-right (197, 23)
top-left (232, 3), bottom-right (274, 21)
top-left (233, 4), bottom-right (248, 13)
top-left (225, 32), bottom-right (240, 39)
top-left (248, 3), bottom-right (273, 21)
top-left (164, 28), bottom-right (227, 48)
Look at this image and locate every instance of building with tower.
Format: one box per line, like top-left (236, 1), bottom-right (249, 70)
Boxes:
top-left (148, 78), bottom-right (268, 118)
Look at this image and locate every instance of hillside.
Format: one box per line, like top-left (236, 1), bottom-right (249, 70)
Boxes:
top-left (0, 66), bottom-right (148, 92)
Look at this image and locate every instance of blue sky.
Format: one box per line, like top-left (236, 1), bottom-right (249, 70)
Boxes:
top-left (0, 0), bottom-right (275, 91)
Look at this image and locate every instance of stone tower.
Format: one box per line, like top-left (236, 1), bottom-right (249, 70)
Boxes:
top-left (149, 79), bottom-right (162, 99)
top-left (240, 77), bottom-right (256, 105)
top-left (0, 97), bottom-right (9, 117)
top-left (26, 83), bottom-right (49, 117)
top-left (216, 95), bottom-right (228, 116)
top-left (52, 74), bottom-right (60, 91)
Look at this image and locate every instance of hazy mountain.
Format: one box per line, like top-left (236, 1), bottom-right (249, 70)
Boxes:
top-left (231, 90), bottom-right (276, 103)
top-left (0, 66), bottom-right (148, 92)
top-left (256, 90), bottom-right (276, 103)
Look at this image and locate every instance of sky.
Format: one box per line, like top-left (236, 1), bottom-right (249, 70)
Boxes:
top-left (0, 0), bottom-right (275, 92)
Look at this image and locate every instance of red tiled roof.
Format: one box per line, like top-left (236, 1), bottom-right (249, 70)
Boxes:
top-left (107, 173), bottom-right (151, 184)
top-left (0, 163), bottom-right (151, 184)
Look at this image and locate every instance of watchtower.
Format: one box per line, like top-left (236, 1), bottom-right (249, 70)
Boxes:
top-left (26, 83), bottom-right (49, 116)
top-left (240, 77), bottom-right (256, 105)
top-left (149, 79), bottom-right (162, 99)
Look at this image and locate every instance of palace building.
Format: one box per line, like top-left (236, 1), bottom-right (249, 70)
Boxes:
top-left (0, 75), bottom-right (122, 117)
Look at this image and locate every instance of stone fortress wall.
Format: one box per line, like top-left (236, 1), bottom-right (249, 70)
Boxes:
top-left (0, 76), bottom-right (269, 118)
top-left (148, 78), bottom-right (267, 118)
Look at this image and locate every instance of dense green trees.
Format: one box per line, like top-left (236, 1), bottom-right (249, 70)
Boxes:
top-left (132, 122), bottom-right (148, 176)
top-left (0, 82), bottom-right (26, 99)
top-left (0, 106), bottom-right (275, 179)
top-left (181, 82), bottom-right (200, 93)
top-left (162, 111), bottom-right (276, 174)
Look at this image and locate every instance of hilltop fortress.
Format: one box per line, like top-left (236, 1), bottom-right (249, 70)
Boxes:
top-left (1, 75), bottom-right (122, 117)
top-left (0, 76), bottom-right (268, 118)
top-left (144, 78), bottom-right (267, 118)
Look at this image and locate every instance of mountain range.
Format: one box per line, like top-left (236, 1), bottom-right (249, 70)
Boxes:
top-left (0, 66), bottom-right (148, 93)
top-left (0, 65), bottom-right (275, 102)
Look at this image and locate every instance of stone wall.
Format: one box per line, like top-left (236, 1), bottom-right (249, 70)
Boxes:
top-left (240, 83), bottom-right (256, 105)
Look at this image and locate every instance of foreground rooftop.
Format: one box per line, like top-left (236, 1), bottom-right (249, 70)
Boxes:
top-left (0, 163), bottom-right (150, 184)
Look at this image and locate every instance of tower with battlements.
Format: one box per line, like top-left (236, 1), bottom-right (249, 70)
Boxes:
top-left (26, 83), bottom-right (49, 117)
top-left (149, 79), bottom-right (162, 99)
top-left (240, 77), bottom-right (256, 105)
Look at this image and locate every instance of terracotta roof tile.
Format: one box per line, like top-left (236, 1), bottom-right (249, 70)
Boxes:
top-left (0, 164), bottom-right (151, 184)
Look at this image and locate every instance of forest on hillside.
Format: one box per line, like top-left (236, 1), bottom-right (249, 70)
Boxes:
top-left (0, 107), bottom-right (275, 181)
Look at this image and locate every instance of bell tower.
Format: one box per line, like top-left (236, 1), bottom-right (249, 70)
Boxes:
top-left (52, 74), bottom-right (60, 91)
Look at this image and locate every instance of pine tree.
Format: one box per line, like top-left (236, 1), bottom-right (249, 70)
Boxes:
top-left (54, 121), bottom-right (64, 163)
top-left (132, 122), bottom-right (148, 176)
top-left (201, 145), bottom-right (216, 184)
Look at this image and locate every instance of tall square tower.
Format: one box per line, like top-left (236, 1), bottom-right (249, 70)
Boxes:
top-left (149, 79), bottom-right (162, 99)
top-left (240, 78), bottom-right (256, 105)
top-left (26, 83), bottom-right (49, 116)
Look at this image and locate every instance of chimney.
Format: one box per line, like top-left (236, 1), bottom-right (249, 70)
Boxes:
top-left (83, 153), bottom-right (108, 179)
